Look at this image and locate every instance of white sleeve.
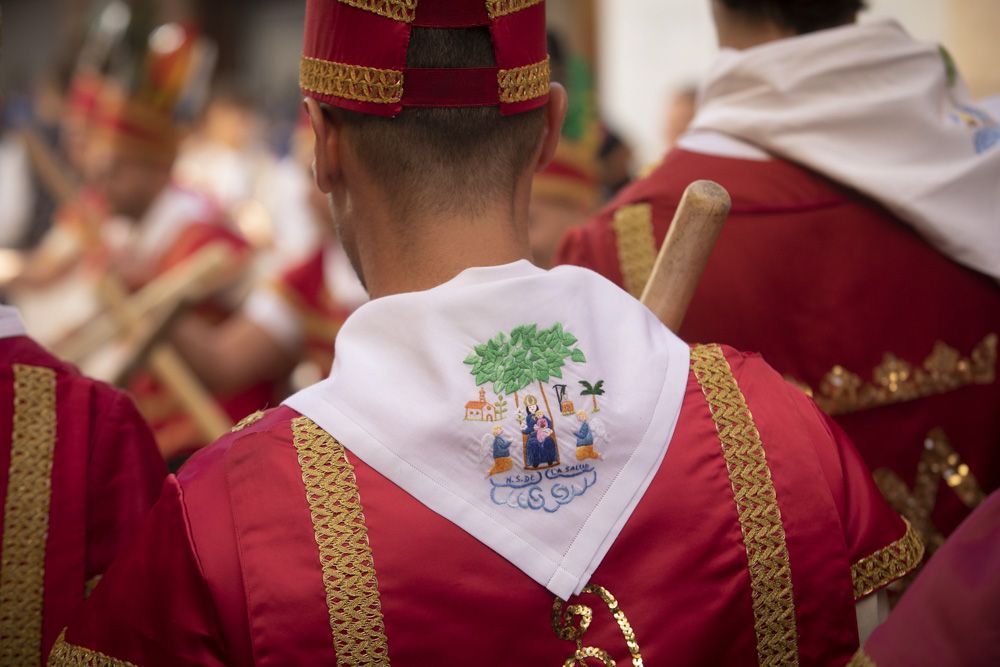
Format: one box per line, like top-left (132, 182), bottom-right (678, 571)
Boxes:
top-left (242, 286), bottom-right (304, 352)
top-left (854, 590), bottom-right (890, 645)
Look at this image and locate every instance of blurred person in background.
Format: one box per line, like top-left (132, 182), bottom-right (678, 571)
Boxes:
top-left (558, 0), bottom-right (1000, 552)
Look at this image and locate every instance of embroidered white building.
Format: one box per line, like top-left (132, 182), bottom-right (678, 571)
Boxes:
top-left (465, 388), bottom-right (497, 422)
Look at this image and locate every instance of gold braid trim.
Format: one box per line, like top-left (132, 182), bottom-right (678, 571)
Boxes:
top-left (292, 417), bottom-right (390, 665)
top-left (806, 334), bottom-right (997, 416)
top-left (691, 345), bottom-right (799, 667)
top-left (846, 648), bottom-right (877, 667)
top-left (486, 0), bottom-right (544, 19)
top-left (851, 519), bottom-right (925, 599)
top-left (301, 57), bottom-right (404, 105)
top-left (1, 364), bottom-right (57, 665)
top-left (231, 410), bottom-right (266, 433)
top-left (552, 585), bottom-right (644, 666)
top-left (47, 630), bottom-right (138, 667)
top-left (498, 57), bottom-right (551, 104)
top-left (338, 0), bottom-right (418, 22)
top-left (611, 204), bottom-right (657, 299)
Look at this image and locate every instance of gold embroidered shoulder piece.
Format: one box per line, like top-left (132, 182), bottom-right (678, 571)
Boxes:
top-left (46, 631), bottom-right (138, 667)
top-left (690, 345), bottom-right (799, 667)
top-left (552, 584), bottom-right (643, 666)
top-left (851, 519), bottom-right (925, 599)
top-left (806, 334), bottom-right (997, 416)
top-left (231, 410), bottom-right (265, 433)
top-left (611, 203), bottom-right (657, 299)
top-left (1, 364), bottom-right (57, 665)
top-left (292, 417), bottom-right (390, 665)
top-left (845, 648), bottom-right (877, 667)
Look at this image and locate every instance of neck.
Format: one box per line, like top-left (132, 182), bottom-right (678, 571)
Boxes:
top-left (356, 198), bottom-right (533, 300)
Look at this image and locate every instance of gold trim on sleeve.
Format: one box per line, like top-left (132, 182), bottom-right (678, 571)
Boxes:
top-left (806, 334), bottom-right (996, 416)
top-left (611, 203), bottom-right (658, 299)
top-left (691, 345), bottom-right (799, 667)
top-left (552, 584), bottom-right (643, 667)
top-left (231, 411), bottom-right (266, 433)
top-left (851, 519), bottom-right (925, 600)
top-left (846, 648), bottom-right (877, 667)
top-left (46, 630), bottom-right (138, 667)
top-left (498, 57), bottom-right (551, 104)
top-left (338, 0), bottom-right (418, 22)
top-left (300, 57), bottom-right (405, 105)
top-left (486, 0), bottom-right (544, 19)
top-left (292, 417), bottom-right (390, 665)
top-left (1, 364), bottom-right (57, 665)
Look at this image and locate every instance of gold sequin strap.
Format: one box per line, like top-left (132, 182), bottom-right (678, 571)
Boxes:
top-left (231, 410), bottom-right (266, 433)
top-left (292, 417), bottom-right (390, 665)
top-left (1, 364), bottom-right (57, 665)
top-left (486, 0), bottom-right (544, 19)
top-left (300, 57), bottom-right (405, 105)
top-left (47, 630), bottom-right (138, 667)
top-left (846, 648), bottom-right (877, 667)
top-left (851, 519), bottom-right (925, 599)
top-left (338, 0), bottom-right (418, 22)
top-left (611, 203), bottom-right (658, 299)
top-left (552, 585), bottom-right (643, 667)
top-left (690, 345), bottom-right (799, 667)
top-left (498, 58), bottom-right (551, 104)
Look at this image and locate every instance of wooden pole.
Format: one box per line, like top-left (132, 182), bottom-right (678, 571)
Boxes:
top-left (640, 180), bottom-right (731, 331)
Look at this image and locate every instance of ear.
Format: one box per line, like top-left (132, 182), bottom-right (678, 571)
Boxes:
top-left (534, 82), bottom-right (568, 173)
top-left (304, 97), bottom-right (342, 194)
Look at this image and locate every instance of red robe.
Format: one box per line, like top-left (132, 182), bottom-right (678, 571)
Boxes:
top-left (557, 149), bottom-right (1000, 541)
top-left (0, 335), bottom-right (166, 665)
top-left (50, 346), bottom-right (919, 666)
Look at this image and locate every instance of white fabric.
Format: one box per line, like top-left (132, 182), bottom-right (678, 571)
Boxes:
top-left (243, 287), bottom-right (302, 351)
top-left (286, 261), bottom-right (690, 599)
top-left (691, 20), bottom-right (1000, 281)
top-left (0, 305), bottom-right (27, 340)
top-left (120, 185), bottom-right (219, 266)
top-left (676, 129), bottom-right (772, 162)
top-left (0, 137), bottom-right (33, 248)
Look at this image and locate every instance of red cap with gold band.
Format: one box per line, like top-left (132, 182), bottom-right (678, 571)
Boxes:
top-left (300, 0), bottom-right (550, 117)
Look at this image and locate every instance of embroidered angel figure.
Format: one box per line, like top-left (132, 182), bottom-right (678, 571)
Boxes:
top-left (573, 410), bottom-right (603, 461)
top-left (485, 425), bottom-right (514, 477)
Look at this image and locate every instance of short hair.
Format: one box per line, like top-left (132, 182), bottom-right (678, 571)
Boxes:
top-left (717, 0), bottom-right (865, 34)
top-left (323, 27), bottom-right (547, 222)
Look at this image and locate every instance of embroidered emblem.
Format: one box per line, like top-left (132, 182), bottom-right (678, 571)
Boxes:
top-left (552, 584), bottom-right (644, 667)
top-left (464, 323), bottom-right (608, 512)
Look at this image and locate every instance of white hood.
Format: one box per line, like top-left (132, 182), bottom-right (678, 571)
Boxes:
top-left (286, 261), bottom-right (690, 599)
top-left (690, 20), bottom-right (1000, 281)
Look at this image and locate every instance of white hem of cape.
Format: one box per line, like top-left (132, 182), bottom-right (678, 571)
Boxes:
top-left (0, 306), bottom-right (27, 340)
top-left (285, 332), bottom-right (690, 600)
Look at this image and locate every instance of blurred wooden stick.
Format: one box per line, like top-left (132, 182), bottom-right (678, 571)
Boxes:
top-left (640, 180), bottom-right (731, 331)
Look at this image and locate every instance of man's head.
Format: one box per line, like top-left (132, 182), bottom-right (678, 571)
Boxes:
top-left (301, 1), bottom-right (565, 295)
top-left (100, 150), bottom-right (173, 220)
top-left (711, 0), bottom-right (864, 49)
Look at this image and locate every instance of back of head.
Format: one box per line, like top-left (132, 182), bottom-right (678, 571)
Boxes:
top-left (328, 27), bottom-right (545, 221)
top-left (716, 0), bottom-right (864, 34)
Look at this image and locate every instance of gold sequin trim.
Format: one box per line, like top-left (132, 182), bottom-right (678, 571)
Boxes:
top-left (84, 576), bottom-right (102, 599)
top-left (691, 345), bottom-right (799, 667)
top-left (301, 57), bottom-right (404, 105)
top-left (1, 364), bottom-right (57, 665)
top-left (338, 0), bottom-right (418, 22)
top-left (552, 584), bottom-right (643, 667)
top-left (846, 649), bottom-right (877, 667)
top-left (292, 416), bottom-right (390, 665)
top-left (231, 410), bottom-right (266, 433)
top-left (46, 630), bottom-right (138, 667)
top-left (873, 428), bottom-right (985, 554)
top-left (498, 57), bottom-right (551, 104)
top-left (486, 0), bottom-right (544, 19)
top-left (808, 334), bottom-right (996, 416)
top-left (851, 519), bottom-right (924, 599)
top-left (611, 203), bottom-right (657, 299)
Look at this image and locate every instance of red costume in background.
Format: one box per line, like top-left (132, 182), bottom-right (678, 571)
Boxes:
top-left (0, 308), bottom-right (165, 665)
top-left (51, 346), bottom-right (920, 665)
top-left (558, 148), bottom-right (1000, 544)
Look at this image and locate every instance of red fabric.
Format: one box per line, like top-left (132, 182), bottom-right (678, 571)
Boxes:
top-left (413, 0), bottom-right (490, 27)
top-left (0, 335), bottom-right (165, 664)
top-left (863, 490), bottom-right (1000, 666)
top-left (60, 348), bottom-right (906, 665)
top-left (557, 149), bottom-right (1000, 534)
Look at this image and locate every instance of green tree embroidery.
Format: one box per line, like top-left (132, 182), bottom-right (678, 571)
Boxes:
top-left (464, 323), bottom-right (587, 423)
top-left (579, 380), bottom-right (606, 413)
top-left (494, 395), bottom-right (509, 421)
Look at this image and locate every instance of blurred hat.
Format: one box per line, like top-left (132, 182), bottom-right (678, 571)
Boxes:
top-left (300, 0), bottom-right (550, 117)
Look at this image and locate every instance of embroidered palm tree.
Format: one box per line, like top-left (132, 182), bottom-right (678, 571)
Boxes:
top-left (579, 380), bottom-right (605, 412)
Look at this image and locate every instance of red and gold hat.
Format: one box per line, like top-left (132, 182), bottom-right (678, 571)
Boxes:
top-left (300, 0), bottom-right (550, 117)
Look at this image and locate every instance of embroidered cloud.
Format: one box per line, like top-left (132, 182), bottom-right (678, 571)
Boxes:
top-left (489, 464), bottom-right (597, 513)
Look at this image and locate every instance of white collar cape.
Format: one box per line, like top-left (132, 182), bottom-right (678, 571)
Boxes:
top-left (690, 19), bottom-right (1000, 281)
top-left (0, 305), bottom-right (27, 340)
top-left (286, 261), bottom-right (690, 599)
